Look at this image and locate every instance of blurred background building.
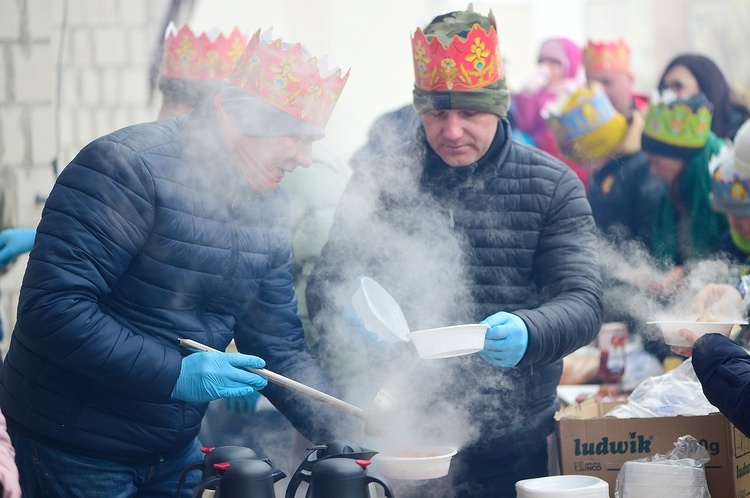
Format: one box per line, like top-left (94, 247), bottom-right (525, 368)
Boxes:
top-left (0, 0), bottom-right (748, 354)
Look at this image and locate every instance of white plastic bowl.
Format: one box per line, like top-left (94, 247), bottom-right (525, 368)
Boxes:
top-left (516, 475), bottom-right (608, 497)
top-left (350, 277), bottom-right (410, 342)
top-left (374, 446), bottom-right (458, 480)
top-left (646, 320), bottom-right (745, 347)
top-left (408, 324), bottom-right (488, 359)
top-left (620, 483), bottom-right (703, 498)
top-left (349, 277), bottom-right (489, 359)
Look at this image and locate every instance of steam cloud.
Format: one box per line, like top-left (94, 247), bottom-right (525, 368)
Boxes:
top-left (596, 234), bottom-right (746, 341)
top-left (308, 141), bottom-right (530, 480)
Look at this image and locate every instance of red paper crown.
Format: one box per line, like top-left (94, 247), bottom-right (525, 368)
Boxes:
top-left (583, 40), bottom-right (631, 74)
top-left (412, 23), bottom-right (503, 91)
top-left (228, 29), bottom-right (349, 129)
top-left (162, 23), bottom-right (247, 80)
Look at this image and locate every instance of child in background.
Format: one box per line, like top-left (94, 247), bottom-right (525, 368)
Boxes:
top-left (691, 119), bottom-right (750, 344)
top-left (642, 92), bottom-right (728, 294)
top-left (512, 37), bottom-right (588, 186)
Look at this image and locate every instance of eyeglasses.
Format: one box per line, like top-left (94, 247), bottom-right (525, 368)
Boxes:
top-left (661, 80), bottom-right (685, 93)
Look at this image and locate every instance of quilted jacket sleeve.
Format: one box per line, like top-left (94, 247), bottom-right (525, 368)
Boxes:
top-left (14, 137), bottom-right (184, 401)
top-left (515, 169), bottom-right (604, 367)
top-left (692, 333), bottom-right (750, 438)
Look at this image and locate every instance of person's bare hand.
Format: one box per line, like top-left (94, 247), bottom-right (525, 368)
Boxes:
top-left (670, 328), bottom-right (699, 357)
top-left (693, 284), bottom-right (743, 319)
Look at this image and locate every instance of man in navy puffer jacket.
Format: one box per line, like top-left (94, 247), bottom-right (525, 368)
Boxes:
top-left (307, 9), bottom-right (603, 497)
top-left (0, 31), bottom-right (355, 497)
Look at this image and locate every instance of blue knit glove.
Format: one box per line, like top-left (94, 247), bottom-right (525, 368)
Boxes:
top-left (0, 228), bottom-right (36, 267)
top-left (171, 351), bottom-right (268, 403)
top-left (480, 312), bottom-right (529, 367)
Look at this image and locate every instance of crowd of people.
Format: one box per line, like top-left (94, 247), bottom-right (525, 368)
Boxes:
top-left (0, 5), bottom-right (748, 498)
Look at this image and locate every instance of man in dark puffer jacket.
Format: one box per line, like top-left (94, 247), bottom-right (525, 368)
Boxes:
top-left (0, 31), bottom-right (356, 497)
top-left (306, 9), bottom-right (603, 497)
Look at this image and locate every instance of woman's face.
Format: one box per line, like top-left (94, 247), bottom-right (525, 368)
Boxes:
top-left (661, 65), bottom-right (701, 99)
top-left (646, 152), bottom-right (685, 187)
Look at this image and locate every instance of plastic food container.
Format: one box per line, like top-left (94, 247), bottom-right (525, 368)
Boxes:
top-left (350, 276), bottom-right (410, 342)
top-left (617, 461), bottom-right (708, 497)
top-left (408, 324), bottom-right (489, 359)
top-left (515, 475), bottom-right (609, 497)
top-left (373, 446), bottom-right (458, 480)
top-left (350, 276), bottom-right (488, 359)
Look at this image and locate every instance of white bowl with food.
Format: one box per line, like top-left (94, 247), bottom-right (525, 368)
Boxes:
top-left (373, 446), bottom-right (458, 480)
top-left (647, 319), bottom-right (747, 347)
top-left (407, 324), bottom-right (489, 359)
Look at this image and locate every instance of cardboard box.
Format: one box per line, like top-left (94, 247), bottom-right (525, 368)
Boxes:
top-left (555, 400), bottom-right (750, 498)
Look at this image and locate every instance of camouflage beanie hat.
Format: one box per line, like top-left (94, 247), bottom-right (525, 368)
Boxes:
top-left (412, 10), bottom-right (510, 117)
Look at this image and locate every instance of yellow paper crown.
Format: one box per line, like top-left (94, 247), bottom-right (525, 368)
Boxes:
top-left (412, 23), bottom-right (503, 91)
top-left (547, 84), bottom-right (627, 161)
top-left (228, 29), bottom-right (349, 128)
top-left (162, 23), bottom-right (247, 80)
top-left (583, 40), bottom-right (631, 74)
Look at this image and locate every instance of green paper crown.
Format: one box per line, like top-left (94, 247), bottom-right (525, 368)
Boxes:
top-left (643, 101), bottom-right (712, 149)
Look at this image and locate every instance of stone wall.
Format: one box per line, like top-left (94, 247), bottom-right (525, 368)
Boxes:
top-left (0, 0), bottom-right (170, 353)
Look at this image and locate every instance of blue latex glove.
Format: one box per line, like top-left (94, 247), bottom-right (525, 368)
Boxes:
top-left (479, 312), bottom-right (529, 367)
top-left (343, 304), bottom-right (381, 343)
top-left (224, 390), bottom-right (261, 414)
top-left (0, 228), bottom-right (36, 268)
top-left (171, 351), bottom-right (268, 403)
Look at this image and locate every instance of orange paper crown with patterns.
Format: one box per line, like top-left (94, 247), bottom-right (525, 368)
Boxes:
top-left (228, 29), bottom-right (349, 129)
top-left (583, 40), bottom-right (631, 74)
top-left (412, 23), bottom-right (503, 91)
top-left (162, 23), bottom-right (247, 80)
